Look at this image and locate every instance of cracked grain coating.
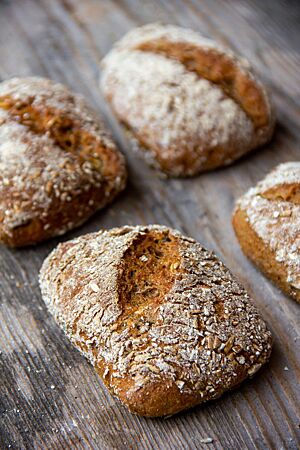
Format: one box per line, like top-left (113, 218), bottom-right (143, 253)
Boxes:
top-left (101, 23), bottom-right (275, 177)
top-left (39, 225), bottom-right (272, 417)
top-left (233, 162), bottom-right (300, 303)
top-left (0, 77), bottom-right (127, 247)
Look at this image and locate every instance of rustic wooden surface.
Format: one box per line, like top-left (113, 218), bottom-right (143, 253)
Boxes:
top-left (0, 0), bottom-right (299, 449)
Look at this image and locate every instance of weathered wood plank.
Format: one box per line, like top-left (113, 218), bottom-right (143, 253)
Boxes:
top-left (0, 0), bottom-right (299, 449)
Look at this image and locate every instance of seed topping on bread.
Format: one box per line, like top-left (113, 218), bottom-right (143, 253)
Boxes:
top-left (235, 162), bottom-right (300, 292)
top-left (0, 77), bottom-right (126, 246)
top-left (40, 225), bottom-right (272, 416)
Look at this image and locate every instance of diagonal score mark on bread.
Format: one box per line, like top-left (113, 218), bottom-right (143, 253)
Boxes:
top-left (233, 162), bottom-right (300, 302)
top-left (0, 77), bottom-right (126, 246)
top-left (260, 181), bottom-right (300, 204)
top-left (0, 95), bottom-right (119, 181)
top-left (101, 23), bottom-right (275, 177)
top-left (119, 230), bottom-right (182, 320)
top-left (40, 225), bottom-right (272, 417)
top-left (135, 38), bottom-right (269, 130)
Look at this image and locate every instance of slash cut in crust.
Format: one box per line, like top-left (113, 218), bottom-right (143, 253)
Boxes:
top-left (101, 23), bottom-right (275, 177)
top-left (233, 162), bottom-right (300, 303)
top-left (40, 225), bottom-right (272, 417)
top-left (0, 77), bottom-right (126, 247)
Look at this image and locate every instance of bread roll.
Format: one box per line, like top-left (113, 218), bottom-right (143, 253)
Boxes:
top-left (101, 23), bottom-right (275, 177)
top-left (0, 77), bottom-right (126, 247)
top-left (233, 162), bottom-right (300, 303)
top-left (40, 225), bottom-right (272, 417)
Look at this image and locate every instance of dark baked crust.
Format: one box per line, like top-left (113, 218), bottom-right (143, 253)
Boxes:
top-left (0, 77), bottom-right (127, 247)
top-left (39, 225), bottom-right (272, 417)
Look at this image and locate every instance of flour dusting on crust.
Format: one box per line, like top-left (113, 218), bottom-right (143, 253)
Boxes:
top-left (237, 162), bottom-right (300, 290)
top-left (40, 225), bottom-right (272, 407)
top-left (101, 23), bottom-right (274, 176)
top-left (102, 51), bottom-right (254, 173)
top-left (0, 77), bottom-right (126, 243)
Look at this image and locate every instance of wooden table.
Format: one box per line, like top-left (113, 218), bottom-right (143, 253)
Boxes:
top-left (0, 1), bottom-right (299, 448)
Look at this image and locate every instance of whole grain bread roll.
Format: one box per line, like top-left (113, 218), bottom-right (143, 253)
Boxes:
top-left (233, 162), bottom-right (300, 303)
top-left (101, 23), bottom-right (275, 177)
top-left (0, 77), bottom-right (127, 247)
top-left (39, 225), bottom-right (272, 417)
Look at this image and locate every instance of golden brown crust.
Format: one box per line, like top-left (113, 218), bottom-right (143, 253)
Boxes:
top-left (101, 23), bottom-right (275, 177)
top-left (124, 124), bottom-right (253, 178)
top-left (0, 77), bottom-right (127, 247)
top-left (233, 208), bottom-right (299, 302)
top-left (39, 225), bottom-right (272, 417)
top-left (233, 162), bottom-right (300, 303)
top-left (262, 183), bottom-right (300, 204)
top-left (136, 39), bottom-right (269, 130)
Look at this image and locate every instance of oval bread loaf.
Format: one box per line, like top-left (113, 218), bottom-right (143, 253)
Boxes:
top-left (101, 23), bottom-right (275, 177)
top-left (0, 77), bottom-right (127, 247)
top-left (233, 162), bottom-right (300, 303)
top-left (39, 225), bottom-right (272, 417)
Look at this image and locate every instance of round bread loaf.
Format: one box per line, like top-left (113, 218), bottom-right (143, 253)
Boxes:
top-left (101, 23), bottom-right (275, 177)
top-left (0, 77), bottom-right (127, 247)
top-left (40, 225), bottom-right (272, 417)
top-left (233, 162), bottom-right (300, 303)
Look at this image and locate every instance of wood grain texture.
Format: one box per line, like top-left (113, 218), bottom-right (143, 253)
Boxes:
top-left (0, 0), bottom-right (299, 448)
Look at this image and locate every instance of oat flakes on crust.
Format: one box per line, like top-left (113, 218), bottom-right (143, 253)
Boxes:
top-left (233, 162), bottom-right (300, 302)
top-left (40, 225), bottom-right (272, 417)
top-left (101, 23), bottom-right (275, 177)
top-left (0, 77), bottom-right (127, 247)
